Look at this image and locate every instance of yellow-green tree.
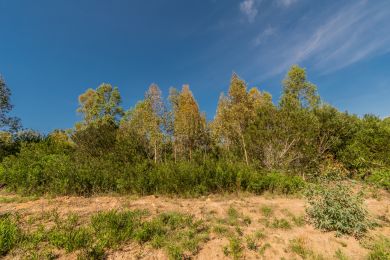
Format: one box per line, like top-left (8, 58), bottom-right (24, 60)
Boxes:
top-left (280, 65), bottom-right (320, 109)
top-left (76, 83), bottom-right (123, 128)
top-left (73, 83), bottom-right (123, 156)
top-left (120, 84), bottom-right (165, 163)
top-left (212, 74), bottom-right (271, 165)
top-left (171, 85), bottom-right (206, 161)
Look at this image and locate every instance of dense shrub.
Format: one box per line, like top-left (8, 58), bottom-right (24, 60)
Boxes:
top-left (0, 143), bottom-right (304, 196)
top-left (305, 183), bottom-right (372, 238)
top-left (248, 172), bottom-right (305, 194)
top-left (0, 141), bottom-right (74, 195)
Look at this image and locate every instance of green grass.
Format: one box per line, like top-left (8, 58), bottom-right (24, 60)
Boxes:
top-left (0, 214), bottom-right (20, 256)
top-left (0, 210), bottom-right (210, 259)
top-left (0, 196), bottom-right (38, 204)
top-left (365, 236), bottom-right (390, 260)
top-left (289, 238), bottom-right (325, 260)
top-left (260, 205), bottom-right (273, 217)
top-left (291, 215), bottom-right (305, 227)
top-left (289, 238), bottom-right (309, 258)
top-left (226, 206), bottom-right (252, 227)
top-left (334, 248), bottom-right (349, 260)
top-left (223, 236), bottom-right (243, 260)
top-left (269, 218), bottom-right (291, 229)
top-left (213, 225), bottom-right (229, 236)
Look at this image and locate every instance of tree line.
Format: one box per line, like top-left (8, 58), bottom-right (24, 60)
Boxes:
top-left (0, 65), bottom-right (389, 195)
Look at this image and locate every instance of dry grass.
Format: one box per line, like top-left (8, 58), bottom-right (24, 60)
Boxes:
top-left (1, 189), bottom-right (389, 259)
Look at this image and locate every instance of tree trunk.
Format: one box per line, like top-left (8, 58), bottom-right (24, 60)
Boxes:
top-left (240, 131), bottom-right (249, 166)
top-left (154, 140), bottom-right (157, 164)
top-left (174, 144), bottom-right (177, 163)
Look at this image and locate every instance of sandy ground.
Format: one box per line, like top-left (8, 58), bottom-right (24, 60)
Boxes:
top-left (1, 190), bottom-right (389, 260)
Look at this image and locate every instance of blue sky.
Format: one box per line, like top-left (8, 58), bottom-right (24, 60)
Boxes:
top-left (0, 0), bottom-right (389, 133)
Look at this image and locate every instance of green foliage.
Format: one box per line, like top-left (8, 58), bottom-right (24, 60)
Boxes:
top-left (224, 236), bottom-right (243, 260)
top-left (339, 115), bottom-right (390, 173)
top-left (249, 172), bottom-right (305, 195)
top-left (76, 83), bottom-right (123, 127)
top-left (0, 214), bottom-right (20, 255)
top-left (0, 76), bottom-right (21, 133)
top-left (2, 65), bottom-right (390, 199)
top-left (367, 168), bottom-right (390, 191)
top-left (365, 236), bottom-right (390, 260)
top-left (306, 183), bottom-right (372, 238)
top-left (2, 144), bottom-right (306, 196)
top-left (0, 140), bottom-right (74, 195)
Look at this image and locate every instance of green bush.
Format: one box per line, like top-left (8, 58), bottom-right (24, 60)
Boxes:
top-left (249, 172), bottom-right (305, 194)
top-left (0, 141), bottom-right (74, 195)
top-left (0, 215), bottom-right (20, 255)
top-left (367, 169), bottom-right (390, 191)
top-left (0, 140), bottom-right (306, 197)
top-left (305, 183), bottom-right (372, 238)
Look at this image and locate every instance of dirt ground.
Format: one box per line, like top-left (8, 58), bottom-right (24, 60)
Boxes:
top-left (1, 190), bottom-right (389, 260)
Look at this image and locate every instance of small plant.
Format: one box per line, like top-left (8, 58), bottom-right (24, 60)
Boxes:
top-left (213, 225), bottom-right (229, 236)
top-left (228, 236), bottom-right (243, 260)
top-left (226, 206), bottom-right (251, 227)
top-left (258, 242), bottom-right (271, 256)
top-left (243, 216), bottom-right (252, 226)
top-left (289, 238), bottom-right (309, 258)
top-left (334, 248), bottom-right (349, 260)
top-left (235, 226), bottom-right (243, 236)
top-left (289, 238), bottom-right (324, 259)
top-left (305, 183), bottom-right (372, 238)
top-left (260, 205), bottom-right (273, 217)
top-left (254, 229), bottom-right (266, 240)
top-left (227, 206), bottom-right (240, 225)
top-left (246, 235), bottom-right (257, 251)
top-left (270, 218), bottom-right (291, 229)
top-left (292, 215), bottom-right (305, 227)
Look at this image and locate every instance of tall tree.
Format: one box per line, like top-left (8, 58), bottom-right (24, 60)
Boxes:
top-left (280, 65), bottom-right (320, 109)
top-left (212, 74), bottom-right (269, 165)
top-left (275, 65), bottom-right (320, 172)
top-left (120, 84), bottom-right (165, 163)
top-left (171, 85), bottom-right (205, 161)
top-left (73, 83), bottom-right (123, 156)
top-left (76, 83), bottom-right (123, 128)
top-left (0, 76), bottom-right (21, 132)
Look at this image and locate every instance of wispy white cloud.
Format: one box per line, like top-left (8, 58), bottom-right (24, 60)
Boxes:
top-left (276, 0), bottom-right (298, 8)
top-left (253, 26), bottom-right (276, 46)
top-left (253, 0), bottom-right (390, 79)
top-left (240, 0), bottom-right (258, 23)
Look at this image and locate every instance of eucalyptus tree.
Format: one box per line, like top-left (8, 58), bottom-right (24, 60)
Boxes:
top-left (170, 85), bottom-right (206, 161)
top-left (120, 84), bottom-right (165, 163)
